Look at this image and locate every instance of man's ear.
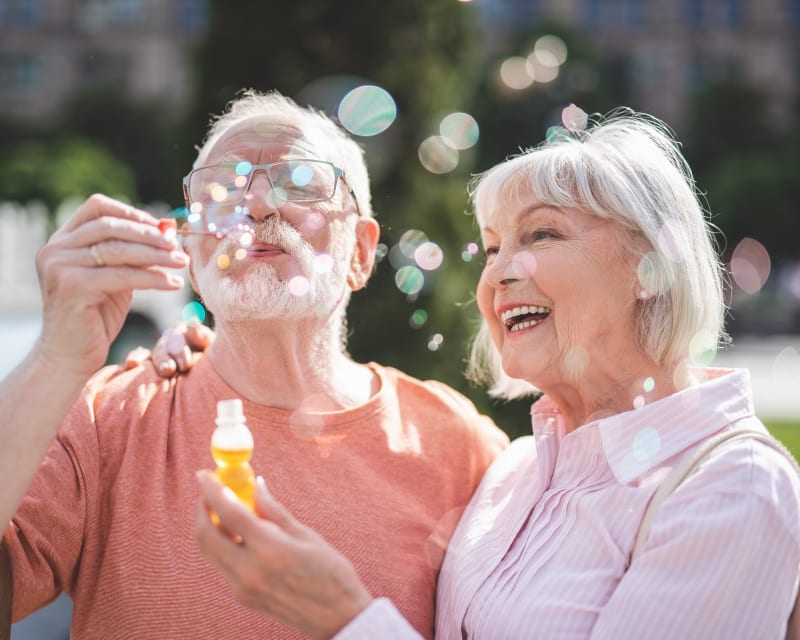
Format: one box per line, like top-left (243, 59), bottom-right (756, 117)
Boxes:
top-left (347, 217), bottom-right (380, 291)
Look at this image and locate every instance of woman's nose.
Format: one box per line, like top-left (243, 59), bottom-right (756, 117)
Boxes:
top-left (485, 250), bottom-right (536, 287)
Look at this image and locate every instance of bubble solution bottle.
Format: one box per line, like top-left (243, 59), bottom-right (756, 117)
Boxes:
top-left (211, 399), bottom-right (255, 511)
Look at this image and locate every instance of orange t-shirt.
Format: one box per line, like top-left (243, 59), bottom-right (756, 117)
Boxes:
top-left (6, 357), bottom-right (508, 639)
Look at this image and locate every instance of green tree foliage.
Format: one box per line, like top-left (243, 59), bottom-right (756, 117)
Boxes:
top-left (686, 80), bottom-right (777, 180)
top-left (0, 136), bottom-right (136, 216)
top-left (60, 85), bottom-right (183, 205)
top-left (686, 79), bottom-right (799, 261)
top-left (703, 152), bottom-right (800, 262)
top-left (469, 22), bottom-right (629, 171)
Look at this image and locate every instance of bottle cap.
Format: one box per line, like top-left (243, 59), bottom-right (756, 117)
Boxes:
top-left (213, 399), bottom-right (253, 450)
top-left (216, 398), bottom-right (243, 424)
top-left (158, 218), bottom-right (177, 233)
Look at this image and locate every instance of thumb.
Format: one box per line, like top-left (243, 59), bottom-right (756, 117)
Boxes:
top-left (254, 476), bottom-right (304, 534)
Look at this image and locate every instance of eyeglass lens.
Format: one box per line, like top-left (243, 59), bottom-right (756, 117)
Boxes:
top-left (180, 159), bottom-right (339, 237)
top-left (189, 160), bottom-right (337, 206)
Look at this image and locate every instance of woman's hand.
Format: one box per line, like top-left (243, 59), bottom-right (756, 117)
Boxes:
top-left (123, 320), bottom-right (215, 376)
top-left (35, 195), bottom-right (188, 380)
top-left (195, 472), bottom-right (373, 640)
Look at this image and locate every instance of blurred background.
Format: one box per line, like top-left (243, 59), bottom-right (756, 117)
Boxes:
top-left (2, 0), bottom-right (799, 636)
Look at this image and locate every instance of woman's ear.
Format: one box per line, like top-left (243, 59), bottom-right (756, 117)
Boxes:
top-left (347, 217), bottom-right (380, 291)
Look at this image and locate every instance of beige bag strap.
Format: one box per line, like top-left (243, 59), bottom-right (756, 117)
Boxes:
top-left (630, 428), bottom-right (800, 639)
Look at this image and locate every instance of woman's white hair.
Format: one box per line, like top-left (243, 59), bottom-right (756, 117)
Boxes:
top-left (466, 108), bottom-right (728, 399)
top-left (194, 89), bottom-right (373, 218)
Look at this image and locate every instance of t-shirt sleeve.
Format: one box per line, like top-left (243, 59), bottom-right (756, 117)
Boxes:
top-left (4, 383), bottom-right (99, 621)
top-left (427, 379), bottom-right (510, 480)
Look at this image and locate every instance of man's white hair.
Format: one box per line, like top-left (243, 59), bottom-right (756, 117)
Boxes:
top-left (194, 89), bottom-right (373, 218)
top-left (466, 108), bottom-right (728, 399)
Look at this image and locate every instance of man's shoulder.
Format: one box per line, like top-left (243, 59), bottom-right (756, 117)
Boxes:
top-left (373, 362), bottom-right (478, 412)
top-left (85, 361), bottom-right (173, 405)
top-left (62, 361), bottom-right (180, 440)
top-left (370, 362), bottom-right (509, 444)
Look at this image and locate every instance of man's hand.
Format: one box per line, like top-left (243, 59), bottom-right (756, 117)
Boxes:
top-left (35, 194), bottom-right (188, 379)
top-left (123, 320), bottom-right (215, 376)
top-left (195, 472), bottom-right (373, 640)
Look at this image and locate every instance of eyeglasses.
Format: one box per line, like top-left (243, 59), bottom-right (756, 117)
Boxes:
top-left (183, 158), bottom-right (360, 215)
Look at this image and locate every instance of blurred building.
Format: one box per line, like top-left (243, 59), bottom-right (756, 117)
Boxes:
top-left (0, 0), bottom-right (208, 123)
top-left (476, 0), bottom-right (800, 129)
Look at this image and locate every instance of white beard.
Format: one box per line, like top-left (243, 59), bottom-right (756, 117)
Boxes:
top-left (194, 217), bottom-right (352, 322)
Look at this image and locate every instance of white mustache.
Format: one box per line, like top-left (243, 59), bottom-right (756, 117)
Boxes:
top-left (220, 218), bottom-right (310, 257)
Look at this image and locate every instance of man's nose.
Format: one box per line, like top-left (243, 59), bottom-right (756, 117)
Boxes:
top-left (243, 171), bottom-right (280, 222)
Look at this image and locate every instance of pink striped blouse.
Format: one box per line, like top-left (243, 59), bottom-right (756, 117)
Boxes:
top-left (337, 368), bottom-right (800, 639)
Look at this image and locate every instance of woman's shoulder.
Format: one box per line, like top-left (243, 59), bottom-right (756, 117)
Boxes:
top-left (476, 435), bottom-right (538, 491)
top-left (677, 425), bottom-right (800, 540)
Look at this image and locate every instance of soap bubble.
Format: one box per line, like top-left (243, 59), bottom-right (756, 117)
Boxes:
top-left (288, 276), bottom-right (310, 296)
top-left (440, 112), bottom-right (479, 150)
top-left (410, 309), bottom-right (428, 329)
top-left (428, 333), bottom-right (444, 351)
top-left (418, 136), bottom-right (459, 174)
top-left (730, 237), bottom-right (770, 294)
top-left (395, 266), bottom-right (425, 295)
top-left (338, 85), bottom-right (397, 136)
top-left (632, 427), bottom-right (661, 461)
top-left (182, 301), bottom-right (206, 324)
top-left (561, 103), bottom-right (588, 131)
top-left (415, 241), bottom-right (444, 271)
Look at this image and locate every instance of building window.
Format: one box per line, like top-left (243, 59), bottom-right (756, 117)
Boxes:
top-left (791, 0), bottom-right (800, 27)
top-left (723, 0), bottom-right (743, 28)
top-left (584, 0), bottom-right (604, 28)
top-left (109, 0), bottom-right (144, 26)
top-left (174, 0), bottom-right (209, 33)
top-left (0, 53), bottom-right (42, 94)
top-left (621, 0), bottom-right (645, 27)
top-left (81, 51), bottom-right (131, 87)
top-left (1, 0), bottom-right (43, 27)
top-left (684, 0), bottom-right (705, 29)
top-left (76, 0), bottom-right (144, 31)
top-left (476, 0), bottom-right (540, 27)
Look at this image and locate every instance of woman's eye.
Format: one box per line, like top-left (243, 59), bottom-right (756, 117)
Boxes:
top-left (531, 228), bottom-right (558, 241)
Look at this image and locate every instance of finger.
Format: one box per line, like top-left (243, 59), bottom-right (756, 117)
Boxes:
top-left (60, 194), bottom-right (158, 233)
top-left (51, 211), bottom-right (182, 262)
top-left (174, 345), bottom-right (193, 372)
top-left (197, 471), bottom-right (252, 527)
top-left (163, 328), bottom-right (188, 357)
top-left (123, 346), bottom-right (151, 370)
top-left (185, 319), bottom-right (215, 352)
top-left (194, 498), bottom-right (247, 567)
top-left (155, 358), bottom-right (177, 378)
top-left (79, 239), bottom-right (188, 271)
top-left (79, 265), bottom-right (185, 292)
top-left (197, 470), bottom-right (282, 545)
top-left (150, 336), bottom-right (176, 375)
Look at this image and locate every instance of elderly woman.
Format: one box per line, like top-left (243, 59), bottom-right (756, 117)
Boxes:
top-left (185, 109), bottom-right (800, 638)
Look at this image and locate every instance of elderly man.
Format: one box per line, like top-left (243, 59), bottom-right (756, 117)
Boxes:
top-left (0, 90), bottom-right (508, 639)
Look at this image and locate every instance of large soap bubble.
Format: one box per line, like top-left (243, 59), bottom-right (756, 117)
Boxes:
top-left (338, 85), bottom-right (397, 137)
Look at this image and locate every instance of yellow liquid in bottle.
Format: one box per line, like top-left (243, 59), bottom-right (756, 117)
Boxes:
top-left (211, 445), bottom-right (256, 510)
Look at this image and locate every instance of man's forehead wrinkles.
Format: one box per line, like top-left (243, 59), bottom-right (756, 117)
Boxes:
top-left (209, 139), bottom-right (318, 164)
